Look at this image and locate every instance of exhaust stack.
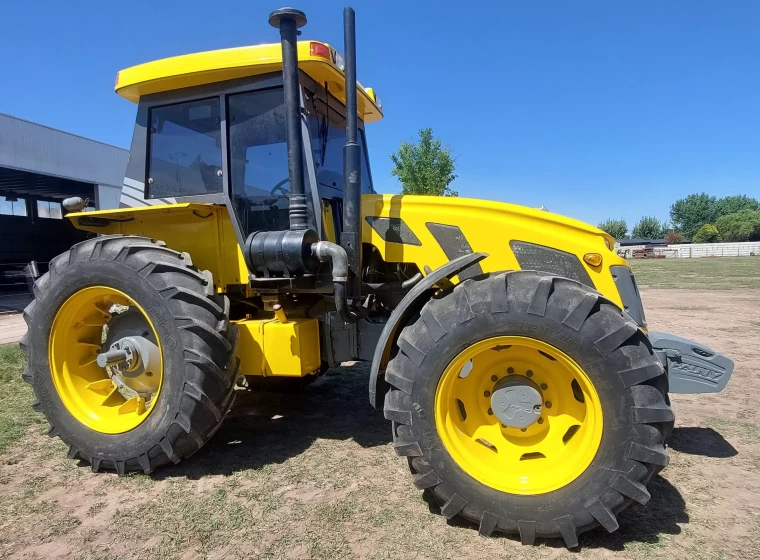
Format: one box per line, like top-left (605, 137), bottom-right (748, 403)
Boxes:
top-left (268, 8), bottom-right (309, 231)
top-left (341, 7), bottom-right (362, 300)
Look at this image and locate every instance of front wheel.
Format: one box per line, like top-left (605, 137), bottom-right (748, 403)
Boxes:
top-left (383, 271), bottom-right (673, 547)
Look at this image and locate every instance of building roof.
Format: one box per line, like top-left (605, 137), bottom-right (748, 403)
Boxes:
top-left (0, 113), bottom-right (128, 190)
top-left (617, 238), bottom-right (668, 246)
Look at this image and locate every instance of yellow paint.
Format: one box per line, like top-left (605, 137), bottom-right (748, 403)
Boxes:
top-left (322, 201), bottom-right (337, 243)
top-left (234, 317), bottom-right (320, 377)
top-left (115, 41), bottom-right (383, 123)
top-left (70, 190), bottom-right (631, 311)
top-left (67, 204), bottom-right (249, 290)
top-left (48, 286), bottom-right (163, 434)
top-left (273, 305), bottom-right (288, 324)
top-left (434, 336), bottom-right (603, 495)
top-left (361, 194), bottom-right (626, 308)
top-left (70, 192), bottom-right (631, 311)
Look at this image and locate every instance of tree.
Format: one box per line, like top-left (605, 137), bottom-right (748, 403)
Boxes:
top-left (669, 193), bottom-right (717, 239)
top-left (597, 218), bottom-right (628, 240)
top-left (664, 231), bottom-right (685, 244)
top-left (390, 128), bottom-right (458, 196)
top-left (631, 216), bottom-right (668, 240)
top-left (715, 209), bottom-right (760, 242)
top-left (692, 223), bottom-right (722, 243)
top-left (714, 195), bottom-right (760, 219)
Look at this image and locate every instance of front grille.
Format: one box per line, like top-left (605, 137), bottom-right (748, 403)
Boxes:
top-left (510, 241), bottom-right (594, 288)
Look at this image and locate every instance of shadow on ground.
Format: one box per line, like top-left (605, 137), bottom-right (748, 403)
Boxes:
top-left (668, 426), bottom-right (738, 458)
top-left (154, 363), bottom-right (389, 480)
top-left (427, 474), bottom-right (687, 551)
top-left (150, 362), bottom-right (690, 551)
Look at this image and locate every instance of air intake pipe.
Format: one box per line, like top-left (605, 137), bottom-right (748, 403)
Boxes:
top-left (268, 7), bottom-right (309, 231)
top-left (244, 8), bottom-right (359, 323)
top-left (313, 242), bottom-right (359, 323)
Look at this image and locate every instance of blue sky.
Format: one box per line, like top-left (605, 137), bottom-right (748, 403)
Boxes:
top-left (1, 0), bottom-right (758, 228)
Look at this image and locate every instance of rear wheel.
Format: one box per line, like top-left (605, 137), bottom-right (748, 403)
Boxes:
top-left (20, 235), bottom-right (239, 474)
top-left (384, 271), bottom-right (673, 547)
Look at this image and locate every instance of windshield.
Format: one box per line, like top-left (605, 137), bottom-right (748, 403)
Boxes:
top-left (226, 85), bottom-right (373, 240)
top-left (227, 87), bottom-right (300, 237)
top-left (305, 89), bottom-right (374, 195)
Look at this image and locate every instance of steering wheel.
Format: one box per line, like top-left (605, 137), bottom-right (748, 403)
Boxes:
top-left (270, 178), bottom-right (290, 197)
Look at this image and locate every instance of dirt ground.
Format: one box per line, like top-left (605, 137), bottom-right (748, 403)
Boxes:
top-left (1, 288), bottom-right (759, 560)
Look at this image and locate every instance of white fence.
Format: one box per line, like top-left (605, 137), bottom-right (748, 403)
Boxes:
top-left (667, 242), bottom-right (760, 258)
top-left (617, 241), bottom-right (760, 258)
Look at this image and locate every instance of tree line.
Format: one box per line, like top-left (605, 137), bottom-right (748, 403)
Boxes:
top-left (598, 194), bottom-right (760, 243)
top-left (388, 129), bottom-right (759, 244)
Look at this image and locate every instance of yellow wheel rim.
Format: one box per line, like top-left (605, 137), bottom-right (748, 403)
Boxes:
top-left (49, 286), bottom-right (164, 434)
top-left (435, 336), bottom-right (603, 495)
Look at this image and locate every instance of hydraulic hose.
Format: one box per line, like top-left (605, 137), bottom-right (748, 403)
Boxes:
top-left (363, 272), bottom-right (423, 294)
top-left (312, 241), bottom-right (359, 323)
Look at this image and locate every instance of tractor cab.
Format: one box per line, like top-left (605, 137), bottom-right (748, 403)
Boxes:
top-left (115, 39), bottom-right (382, 245)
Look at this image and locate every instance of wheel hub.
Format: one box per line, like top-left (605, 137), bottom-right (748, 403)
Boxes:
top-left (435, 335), bottom-right (603, 495)
top-left (48, 286), bottom-right (164, 434)
top-left (490, 375), bottom-right (543, 429)
top-left (102, 310), bottom-right (161, 397)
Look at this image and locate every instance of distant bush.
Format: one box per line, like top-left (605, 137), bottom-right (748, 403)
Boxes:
top-left (715, 209), bottom-right (760, 242)
top-left (664, 231), bottom-right (685, 244)
top-left (597, 218), bottom-right (628, 240)
top-left (631, 216), bottom-right (668, 240)
top-left (692, 223), bottom-right (722, 244)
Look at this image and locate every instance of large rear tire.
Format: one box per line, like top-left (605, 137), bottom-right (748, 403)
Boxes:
top-left (20, 235), bottom-right (239, 474)
top-left (383, 271), bottom-right (673, 547)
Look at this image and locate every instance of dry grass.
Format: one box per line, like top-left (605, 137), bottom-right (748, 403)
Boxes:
top-left (629, 256), bottom-right (760, 289)
top-left (1, 276), bottom-right (759, 558)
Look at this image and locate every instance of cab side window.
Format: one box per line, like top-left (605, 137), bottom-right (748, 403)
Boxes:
top-left (147, 98), bottom-right (223, 199)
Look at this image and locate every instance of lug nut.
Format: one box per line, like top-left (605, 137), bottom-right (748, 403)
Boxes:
top-left (540, 383), bottom-right (548, 390)
top-left (484, 390), bottom-right (491, 397)
top-left (545, 401), bottom-right (552, 409)
top-left (487, 408), bottom-right (493, 415)
top-left (507, 367), bottom-right (514, 374)
top-left (521, 428), bottom-right (527, 432)
top-left (526, 370), bottom-right (533, 377)
top-left (538, 418), bottom-right (544, 425)
top-left (491, 375), bottom-right (498, 382)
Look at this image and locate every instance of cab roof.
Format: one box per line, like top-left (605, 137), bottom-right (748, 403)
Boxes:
top-left (115, 40), bottom-right (383, 123)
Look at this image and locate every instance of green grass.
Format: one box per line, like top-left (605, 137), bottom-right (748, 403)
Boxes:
top-left (629, 257), bottom-right (760, 289)
top-left (0, 344), bottom-right (45, 453)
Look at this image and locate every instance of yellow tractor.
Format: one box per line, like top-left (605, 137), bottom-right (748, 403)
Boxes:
top-left (21, 7), bottom-right (733, 547)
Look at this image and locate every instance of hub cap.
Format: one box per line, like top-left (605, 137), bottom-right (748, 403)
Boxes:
top-left (434, 336), bottom-right (603, 495)
top-left (48, 286), bottom-right (164, 434)
top-left (490, 376), bottom-right (543, 429)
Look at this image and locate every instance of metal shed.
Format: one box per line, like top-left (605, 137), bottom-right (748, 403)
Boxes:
top-left (0, 113), bottom-right (128, 304)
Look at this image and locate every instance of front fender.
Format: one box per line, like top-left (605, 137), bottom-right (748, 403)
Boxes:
top-left (369, 252), bottom-right (488, 408)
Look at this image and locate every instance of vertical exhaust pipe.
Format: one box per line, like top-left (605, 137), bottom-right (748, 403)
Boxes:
top-left (269, 8), bottom-right (309, 231)
top-left (342, 6), bottom-right (362, 299)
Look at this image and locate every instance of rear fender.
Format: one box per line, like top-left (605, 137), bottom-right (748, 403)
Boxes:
top-left (368, 252), bottom-right (488, 408)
